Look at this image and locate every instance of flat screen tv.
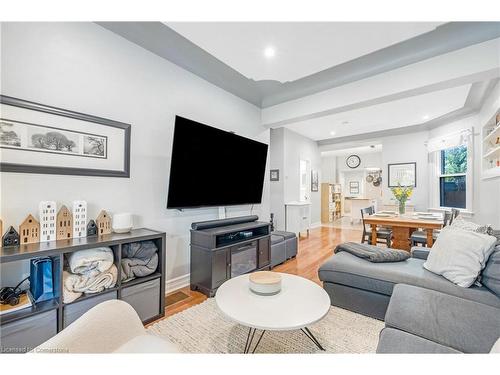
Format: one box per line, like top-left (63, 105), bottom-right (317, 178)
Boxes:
top-left (167, 116), bottom-right (268, 209)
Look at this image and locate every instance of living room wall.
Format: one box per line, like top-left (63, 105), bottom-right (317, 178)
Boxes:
top-left (270, 128), bottom-right (322, 231)
top-left (0, 22), bottom-right (270, 288)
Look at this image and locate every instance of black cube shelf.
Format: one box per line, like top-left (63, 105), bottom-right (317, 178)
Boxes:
top-left (0, 228), bottom-right (166, 353)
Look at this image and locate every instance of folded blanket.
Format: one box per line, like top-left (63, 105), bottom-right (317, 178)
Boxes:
top-left (67, 247), bottom-right (114, 276)
top-left (121, 241), bottom-right (158, 282)
top-left (122, 241), bottom-right (158, 261)
top-left (63, 264), bottom-right (118, 303)
top-left (121, 253), bottom-right (158, 282)
top-left (334, 242), bottom-right (410, 263)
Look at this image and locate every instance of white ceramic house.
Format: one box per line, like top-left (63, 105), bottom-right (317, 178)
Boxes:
top-left (39, 201), bottom-right (57, 242)
top-left (72, 200), bottom-right (87, 238)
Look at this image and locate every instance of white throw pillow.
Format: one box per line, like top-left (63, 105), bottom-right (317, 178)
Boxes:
top-left (424, 226), bottom-right (497, 287)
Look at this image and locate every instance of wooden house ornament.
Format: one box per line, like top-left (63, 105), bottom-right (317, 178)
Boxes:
top-left (72, 200), bottom-right (87, 238)
top-left (57, 205), bottom-right (73, 240)
top-left (19, 214), bottom-right (40, 244)
top-left (3, 226), bottom-right (20, 247)
top-left (39, 201), bottom-right (56, 242)
top-left (96, 210), bottom-right (111, 236)
top-left (87, 219), bottom-right (97, 237)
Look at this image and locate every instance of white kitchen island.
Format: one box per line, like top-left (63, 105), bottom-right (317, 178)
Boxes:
top-left (345, 197), bottom-right (377, 223)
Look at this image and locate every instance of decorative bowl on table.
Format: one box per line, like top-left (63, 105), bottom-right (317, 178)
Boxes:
top-left (249, 271), bottom-right (282, 296)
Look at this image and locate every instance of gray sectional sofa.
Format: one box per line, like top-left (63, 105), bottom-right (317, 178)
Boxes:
top-left (318, 246), bottom-right (500, 353)
top-left (377, 284), bottom-right (500, 353)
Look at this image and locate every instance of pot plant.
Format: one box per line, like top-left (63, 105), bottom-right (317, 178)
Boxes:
top-left (390, 183), bottom-right (413, 214)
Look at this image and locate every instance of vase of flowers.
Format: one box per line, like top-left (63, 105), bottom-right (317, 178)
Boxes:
top-left (390, 183), bottom-right (413, 215)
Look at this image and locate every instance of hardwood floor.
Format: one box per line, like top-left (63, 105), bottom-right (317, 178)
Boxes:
top-left (162, 226), bottom-right (362, 319)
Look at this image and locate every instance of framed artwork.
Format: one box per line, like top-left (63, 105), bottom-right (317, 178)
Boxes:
top-left (270, 169), bottom-right (279, 181)
top-left (349, 181), bottom-right (360, 194)
top-left (388, 162), bottom-right (416, 187)
top-left (311, 170), bottom-right (319, 192)
top-left (0, 95), bottom-right (131, 177)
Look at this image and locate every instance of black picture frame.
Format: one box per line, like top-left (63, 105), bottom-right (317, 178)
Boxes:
top-left (388, 162), bottom-right (416, 187)
top-left (270, 169), bottom-right (279, 181)
top-left (311, 170), bottom-right (319, 192)
top-left (0, 95), bottom-right (131, 177)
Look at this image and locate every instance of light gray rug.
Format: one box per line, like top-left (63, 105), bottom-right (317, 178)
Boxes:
top-left (147, 298), bottom-right (384, 353)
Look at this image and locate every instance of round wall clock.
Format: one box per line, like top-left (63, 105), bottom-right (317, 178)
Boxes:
top-left (346, 154), bottom-right (361, 169)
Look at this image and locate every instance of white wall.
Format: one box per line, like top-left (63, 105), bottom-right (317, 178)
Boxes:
top-left (321, 155), bottom-right (336, 184)
top-left (381, 131), bottom-right (429, 210)
top-left (321, 151), bottom-right (383, 200)
top-left (269, 128), bottom-right (322, 229)
top-left (269, 128), bottom-right (285, 230)
top-left (0, 23), bottom-right (269, 288)
top-left (429, 82), bottom-right (500, 227)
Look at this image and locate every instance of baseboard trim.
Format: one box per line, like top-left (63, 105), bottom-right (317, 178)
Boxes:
top-left (310, 221), bottom-right (322, 229)
top-left (166, 273), bottom-right (190, 294)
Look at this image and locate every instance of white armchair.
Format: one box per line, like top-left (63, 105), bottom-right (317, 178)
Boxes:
top-left (33, 300), bottom-right (179, 353)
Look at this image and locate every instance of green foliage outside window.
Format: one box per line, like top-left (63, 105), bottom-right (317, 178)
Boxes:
top-left (441, 145), bottom-right (467, 174)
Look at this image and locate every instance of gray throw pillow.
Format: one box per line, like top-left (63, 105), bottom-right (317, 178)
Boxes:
top-left (481, 245), bottom-right (500, 297)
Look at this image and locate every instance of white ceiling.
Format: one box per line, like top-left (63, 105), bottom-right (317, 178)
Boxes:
top-left (284, 84), bottom-right (471, 140)
top-left (166, 22), bottom-right (443, 82)
top-left (321, 144), bottom-right (383, 157)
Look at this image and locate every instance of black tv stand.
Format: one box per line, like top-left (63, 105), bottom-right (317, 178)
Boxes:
top-left (190, 216), bottom-right (271, 297)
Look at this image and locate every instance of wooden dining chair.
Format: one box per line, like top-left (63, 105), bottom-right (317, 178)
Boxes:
top-left (450, 208), bottom-right (460, 224)
top-left (360, 206), bottom-right (392, 247)
top-left (410, 211), bottom-right (451, 247)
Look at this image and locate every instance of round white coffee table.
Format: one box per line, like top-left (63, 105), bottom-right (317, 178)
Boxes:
top-left (215, 272), bottom-right (330, 353)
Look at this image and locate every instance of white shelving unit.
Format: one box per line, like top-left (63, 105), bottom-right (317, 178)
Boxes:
top-left (481, 111), bottom-right (500, 179)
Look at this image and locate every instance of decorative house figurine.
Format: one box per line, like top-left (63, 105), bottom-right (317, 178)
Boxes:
top-left (87, 219), bottom-right (97, 237)
top-left (72, 200), bottom-right (87, 238)
top-left (39, 201), bottom-right (56, 242)
top-left (19, 214), bottom-right (40, 244)
top-left (96, 210), bottom-right (112, 236)
top-left (3, 226), bottom-right (20, 247)
top-left (57, 205), bottom-right (73, 240)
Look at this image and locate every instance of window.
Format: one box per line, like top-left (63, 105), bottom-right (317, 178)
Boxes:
top-left (439, 145), bottom-right (467, 209)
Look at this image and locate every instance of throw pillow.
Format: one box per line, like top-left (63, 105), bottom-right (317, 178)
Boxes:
top-left (451, 215), bottom-right (493, 235)
top-left (481, 244), bottom-right (500, 297)
top-left (423, 226), bottom-right (497, 287)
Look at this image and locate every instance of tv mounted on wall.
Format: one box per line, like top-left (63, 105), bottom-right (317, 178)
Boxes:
top-left (167, 116), bottom-right (268, 209)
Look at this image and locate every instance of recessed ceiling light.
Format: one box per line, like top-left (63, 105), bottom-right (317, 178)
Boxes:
top-left (422, 115), bottom-right (430, 120)
top-left (263, 46), bottom-right (276, 59)
top-left (330, 131), bottom-right (336, 136)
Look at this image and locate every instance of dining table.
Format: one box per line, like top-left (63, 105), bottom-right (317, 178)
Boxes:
top-left (363, 213), bottom-right (444, 250)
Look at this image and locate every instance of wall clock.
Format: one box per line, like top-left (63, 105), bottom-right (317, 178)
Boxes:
top-left (346, 154), bottom-right (361, 169)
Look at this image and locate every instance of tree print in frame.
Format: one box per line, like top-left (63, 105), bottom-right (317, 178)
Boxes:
top-left (0, 95), bottom-right (130, 177)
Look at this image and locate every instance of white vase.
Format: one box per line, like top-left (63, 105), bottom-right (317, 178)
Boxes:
top-left (112, 213), bottom-right (133, 233)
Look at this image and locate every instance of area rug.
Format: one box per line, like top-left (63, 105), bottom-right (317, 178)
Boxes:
top-left (147, 298), bottom-right (384, 353)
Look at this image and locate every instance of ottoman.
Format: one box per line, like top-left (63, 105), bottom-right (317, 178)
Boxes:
top-left (270, 235), bottom-right (286, 268)
top-left (272, 231), bottom-right (297, 259)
